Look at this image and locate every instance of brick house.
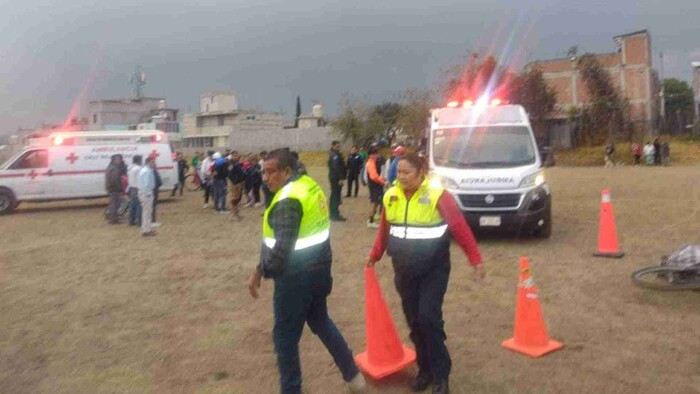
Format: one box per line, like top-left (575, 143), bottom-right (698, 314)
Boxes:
top-left (529, 30), bottom-right (660, 148)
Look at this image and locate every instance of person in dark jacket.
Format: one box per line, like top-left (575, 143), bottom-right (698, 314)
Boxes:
top-left (368, 153), bottom-right (484, 394)
top-left (328, 140), bottom-right (347, 221)
top-left (228, 151), bottom-right (246, 220)
top-left (152, 164), bottom-right (163, 226)
top-left (653, 137), bottom-right (661, 165)
top-left (345, 146), bottom-right (363, 198)
top-left (248, 149), bottom-right (365, 394)
top-left (172, 152), bottom-right (189, 197)
top-left (105, 154), bottom-right (124, 224)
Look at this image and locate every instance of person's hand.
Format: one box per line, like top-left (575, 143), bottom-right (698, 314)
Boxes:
top-left (248, 269), bottom-right (262, 299)
top-left (472, 264), bottom-right (485, 282)
top-left (366, 258), bottom-right (378, 268)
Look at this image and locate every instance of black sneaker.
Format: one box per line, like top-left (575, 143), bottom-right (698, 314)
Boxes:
top-left (410, 371), bottom-right (432, 392)
top-left (432, 379), bottom-right (449, 394)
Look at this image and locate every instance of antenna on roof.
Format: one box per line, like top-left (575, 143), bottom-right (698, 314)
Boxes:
top-left (130, 65), bottom-right (147, 99)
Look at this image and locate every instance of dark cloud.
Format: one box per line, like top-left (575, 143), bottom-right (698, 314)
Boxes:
top-left (0, 0), bottom-right (698, 133)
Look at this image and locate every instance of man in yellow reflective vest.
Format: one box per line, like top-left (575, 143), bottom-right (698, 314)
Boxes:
top-left (248, 149), bottom-right (366, 394)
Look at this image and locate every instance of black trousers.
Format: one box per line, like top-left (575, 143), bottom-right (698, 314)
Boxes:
top-left (329, 180), bottom-right (342, 218)
top-left (204, 182), bottom-right (212, 204)
top-left (394, 262), bottom-right (451, 380)
top-left (346, 173), bottom-right (359, 197)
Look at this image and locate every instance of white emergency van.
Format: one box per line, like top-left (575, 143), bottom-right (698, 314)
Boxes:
top-left (428, 100), bottom-right (551, 237)
top-left (0, 131), bottom-right (177, 214)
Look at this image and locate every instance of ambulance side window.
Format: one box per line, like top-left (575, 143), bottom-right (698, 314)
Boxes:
top-left (10, 150), bottom-right (48, 170)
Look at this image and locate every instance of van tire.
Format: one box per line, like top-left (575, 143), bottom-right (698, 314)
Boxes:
top-left (0, 190), bottom-right (16, 215)
top-left (534, 211), bottom-right (552, 238)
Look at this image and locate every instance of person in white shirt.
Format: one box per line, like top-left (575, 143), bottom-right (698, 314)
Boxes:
top-left (199, 150), bottom-right (214, 209)
top-left (127, 155), bottom-right (143, 227)
top-left (643, 142), bottom-right (655, 166)
top-left (138, 157), bottom-right (157, 236)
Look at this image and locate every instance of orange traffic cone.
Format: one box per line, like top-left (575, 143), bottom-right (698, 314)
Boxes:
top-left (593, 189), bottom-right (624, 258)
top-left (355, 266), bottom-right (416, 379)
top-left (502, 257), bottom-right (564, 358)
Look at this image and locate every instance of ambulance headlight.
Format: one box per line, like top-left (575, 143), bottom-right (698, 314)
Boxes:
top-left (430, 174), bottom-right (459, 190)
top-left (519, 172), bottom-right (545, 188)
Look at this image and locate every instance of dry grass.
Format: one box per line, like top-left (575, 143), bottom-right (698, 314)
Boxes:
top-left (1, 166), bottom-right (699, 393)
top-left (556, 135), bottom-right (700, 166)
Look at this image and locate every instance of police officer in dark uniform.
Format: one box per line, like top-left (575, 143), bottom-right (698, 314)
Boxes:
top-left (367, 153), bottom-right (484, 394)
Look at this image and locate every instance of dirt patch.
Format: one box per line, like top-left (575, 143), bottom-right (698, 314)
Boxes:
top-left (0, 166), bottom-right (699, 393)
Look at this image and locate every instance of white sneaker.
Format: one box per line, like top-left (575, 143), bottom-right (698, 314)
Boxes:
top-left (203, 204), bottom-right (209, 209)
top-left (366, 220), bottom-right (379, 229)
top-left (151, 222), bottom-right (162, 228)
top-left (254, 202), bottom-right (263, 208)
top-left (347, 373), bottom-right (366, 393)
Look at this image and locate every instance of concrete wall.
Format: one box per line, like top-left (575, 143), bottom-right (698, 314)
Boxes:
top-left (229, 126), bottom-right (340, 153)
top-left (89, 98), bottom-right (163, 130)
top-left (200, 92), bottom-right (237, 113)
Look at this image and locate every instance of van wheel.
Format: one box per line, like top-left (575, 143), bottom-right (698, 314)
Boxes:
top-left (0, 190), bottom-right (16, 215)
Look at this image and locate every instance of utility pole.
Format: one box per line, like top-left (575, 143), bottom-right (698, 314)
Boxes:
top-left (658, 52), bottom-right (665, 133)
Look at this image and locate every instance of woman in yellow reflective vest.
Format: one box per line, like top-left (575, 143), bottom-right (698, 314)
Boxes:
top-left (367, 153), bottom-right (484, 394)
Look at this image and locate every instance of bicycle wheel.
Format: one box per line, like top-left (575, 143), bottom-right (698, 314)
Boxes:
top-left (631, 266), bottom-right (700, 291)
top-left (185, 174), bottom-right (202, 192)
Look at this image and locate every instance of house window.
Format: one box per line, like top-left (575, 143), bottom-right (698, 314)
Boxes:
top-left (218, 115), bottom-right (225, 126)
top-left (93, 114), bottom-right (97, 124)
top-left (196, 117), bottom-right (203, 127)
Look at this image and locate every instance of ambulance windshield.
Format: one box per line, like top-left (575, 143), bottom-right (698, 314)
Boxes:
top-left (432, 126), bottom-right (536, 168)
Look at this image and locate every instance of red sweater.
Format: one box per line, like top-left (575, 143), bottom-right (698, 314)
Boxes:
top-left (369, 190), bottom-right (483, 266)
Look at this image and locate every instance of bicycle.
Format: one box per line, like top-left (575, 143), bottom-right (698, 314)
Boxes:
top-left (631, 246), bottom-right (700, 291)
top-left (184, 172), bottom-right (203, 192)
top-left (103, 193), bottom-right (130, 219)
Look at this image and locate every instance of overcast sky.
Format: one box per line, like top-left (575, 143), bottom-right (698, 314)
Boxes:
top-left (0, 0), bottom-right (698, 133)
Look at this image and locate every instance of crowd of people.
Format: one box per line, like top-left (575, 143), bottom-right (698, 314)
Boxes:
top-left (605, 138), bottom-right (671, 167)
top-left (105, 152), bottom-right (167, 236)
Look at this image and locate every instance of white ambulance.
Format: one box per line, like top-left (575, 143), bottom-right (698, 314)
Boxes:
top-left (428, 99), bottom-right (552, 237)
top-left (0, 131), bottom-right (177, 214)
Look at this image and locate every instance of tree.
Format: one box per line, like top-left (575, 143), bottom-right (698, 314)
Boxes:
top-left (397, 89), bottom-right (434, 145)
top-left (574, 54), bottom-right (632, 145)
top-left (294, 95), bottom-right (302, 128)
top-left (331, 94), bottom-right (376, 145)
top-left (510, 67), bottom-right (557, 138)
top-left (662, 78), bottom-right (694, 133)
top-left (371, 101), bottom-right (402, 146)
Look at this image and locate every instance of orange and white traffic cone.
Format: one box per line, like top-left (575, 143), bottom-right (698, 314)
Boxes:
top-left (502, 257), bottom-right (564, 358)
top-left (355, 267), bottom-right (416, 379)
top-left (593, 189), bottom-right (624, 258)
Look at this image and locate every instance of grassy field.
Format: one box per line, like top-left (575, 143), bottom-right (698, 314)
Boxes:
top-left (1, 166), bottom-right (699, 393)
top-left (555, 135), bottom-right (700, 166)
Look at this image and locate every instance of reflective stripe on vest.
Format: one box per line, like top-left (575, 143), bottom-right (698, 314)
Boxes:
top-left (389, 224), bottom-right (447, 240)
top-left (263, 228), bottom-right (330, 250)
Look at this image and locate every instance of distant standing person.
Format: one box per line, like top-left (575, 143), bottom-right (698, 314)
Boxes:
top-left (200, 150), bottom-right (214, 209)
top-left (105, 154), bottom-right (124, 224)
top-left (631, 143), bottom-right (642, 166)
top-left (172, 152), bottom-right (189, 197)
top-left (653, 137), bottom-right (661, 165)
top-left (643, 141), bottom-right (655, 166)
top-left (152, 164), bottom-right (163, 227)
top-left (661, 141), bottom-right (671, 166)
top-left (212, 152), bottom-right (229, 214)
top-left (604, 143), bottom-right (616, 167)
top-left (345, 146), bottom-right (363, 198)
top-left (365, 146), bottom-right (387, 228)
top-left (328, 140), bottom-right (347, 221)
top-left (387, 145), bottom-right (406, 184)
top-left (127, 155), bottom-right (143, 226)
top-left (138, 156), bottom-right (157, 236)
top-left (228, 151), bottom-right (246, 220)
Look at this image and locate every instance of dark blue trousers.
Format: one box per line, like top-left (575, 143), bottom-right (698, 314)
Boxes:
top-left (273, 266), bottom-right (359, 394)
top-left (394, 262), bottom-right (451, 380)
